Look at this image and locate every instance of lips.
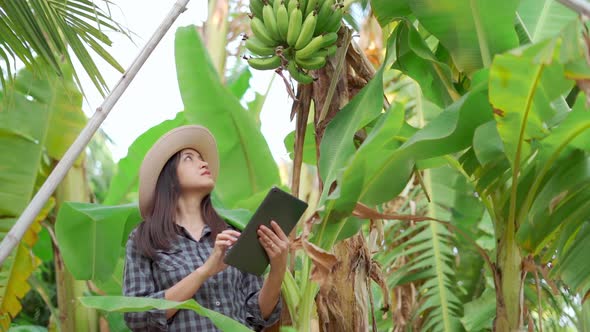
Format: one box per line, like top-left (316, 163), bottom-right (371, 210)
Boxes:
top-left (201, 170), bottom-right (211, 176)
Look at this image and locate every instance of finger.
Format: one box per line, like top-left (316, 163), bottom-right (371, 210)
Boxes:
top-left (217, 233), bottom-right (239, 242)
top-left (258, 231), bottom-right (278, 251)
top-left (259, 224), bottom-right (282, 244)
top-left (270, 220), bottom-right (289, 241)
top-left (258, 235), bottom-right (274, 256)
top-left (222, 230), bottom-right (241, 238)
top-left (263, 237), bottom-right (278, 255)
top-left (215, 239), bottom-right (233, 248)
top-left (257, 229), bottom-right (278, 250)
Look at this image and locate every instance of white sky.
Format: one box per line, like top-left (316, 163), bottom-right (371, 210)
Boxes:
top-left (78, 0), bottom-right (294, 163)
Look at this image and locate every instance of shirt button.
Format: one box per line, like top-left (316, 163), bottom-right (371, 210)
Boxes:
top-left (215, 301), bottom-right (221, 306)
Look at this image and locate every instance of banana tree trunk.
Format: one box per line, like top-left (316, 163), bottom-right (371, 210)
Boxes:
top-left (53, 165), bottom-right (98, 332)
top-left (316, 233), bottom-right (370, 331)
top-left (493, 221), bottom-right (524, 331)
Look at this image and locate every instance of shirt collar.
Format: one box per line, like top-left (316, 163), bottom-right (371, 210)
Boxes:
top-left (176, 223), bottom-right (212, 242)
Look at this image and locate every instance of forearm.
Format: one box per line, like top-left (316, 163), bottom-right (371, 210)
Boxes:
top-left (164, 266), bottom-right (210, 319)
top-left (257, 267), bottom-right (285, 319)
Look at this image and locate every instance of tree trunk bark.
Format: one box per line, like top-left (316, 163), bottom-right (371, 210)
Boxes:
top-left (316, 233), bottom-right (370, 332)
top-left (53, 166), bottom-right (98, 332)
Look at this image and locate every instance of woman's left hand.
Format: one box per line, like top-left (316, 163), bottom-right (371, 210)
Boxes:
top-left (258, 220), bottom-right (289, 274)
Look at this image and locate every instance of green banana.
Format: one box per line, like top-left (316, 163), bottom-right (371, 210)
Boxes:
top-left (287, 61), bottom-right (314, 84)
top-left (286, 8), bottom-right (303, 47)
top-left (295, 55), bottom-right (326, 70)
top-left (276, 2), bottom-right (289, 41)
top-left (251, 17), bottom-right (277, 46)
top-left (294, 11), bottom-right (317, 49)
top-left (325, 44), bottom-right (337, 57)
top-left (324, 6), bottom-right (343, 33)
top-left (246, 37), bottom-right (276, 56)
top-left (315, 0), bottom-right (334, 34)
top-left (295, 34), bottom-right (329, 59)
top-left (299, 0), bottom-right (308, 16)
top-left (319, 32), bottom-right (338, 48)
top-left (250, 0), bottom-right (265, 19)
top-left (305, 0), bottom-right (317, 17)
top-left (287, 0), bottom-right (297, 14)
top-left (248, 55), bottom-right (282, 70)
top-left (262, 5), bottom-right (281, 41)
top-left (273, 0), bottom-right (282, 16)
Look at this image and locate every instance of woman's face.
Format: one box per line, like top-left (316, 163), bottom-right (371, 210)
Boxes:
top-left (176, 148), bottom-right (215, 194)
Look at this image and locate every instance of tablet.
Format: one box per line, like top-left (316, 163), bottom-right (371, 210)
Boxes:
top-left (223, 186), bottom-right (308, 275)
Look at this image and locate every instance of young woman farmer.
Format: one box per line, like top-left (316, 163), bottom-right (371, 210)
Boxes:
top-left (123, 125), bottom-right (287, 331)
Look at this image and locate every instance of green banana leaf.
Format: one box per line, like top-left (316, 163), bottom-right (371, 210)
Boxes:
top-left (392, 21), bottom-right (455, 107)
top-left (516, 151), bottom-right (590, 253)
top-left (79, 296), bottom-right (251, 332)
top-left (227, 67), bottom-right (252, 100)
top-left (340, 82), bottom-right (492, 212)
top-left (517, 0), bottom-right (577, 43)
top-left (489, 39), bottom-right (573, 168)
top-left (0, 65), bottom-right (85, 328)
top-left (549, 222), bottom-right (590, 295)
top-left (0, 74), bottom-right (51, 216)
top-left (328, 103), bottom-right (408, 221)
top-left (370, 0), bottom-right (411, 26)
top-left (460, 288), bottom-right (495, 331)
top-left (537, 94), bottom-right (590, 164)
top-left (317, 67), bottom-right (385, 209)
top-left (175, 25), bottom-right (280, 208)
top-left (13, 67), bottom-right (86, 162)
top-left (55, 202), bottom-right (140, 281)
top-left (284, 122), bottom-right (317, 165)
top-left (409, 0), bottom-right (520, 72)
top-left (472, 120), bottom-right (505, 165)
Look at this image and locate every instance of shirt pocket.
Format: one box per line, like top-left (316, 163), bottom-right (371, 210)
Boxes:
top-left (155, 250), bottom-right (189, 271)
top-left (153, 250), bottom-right (193, 289)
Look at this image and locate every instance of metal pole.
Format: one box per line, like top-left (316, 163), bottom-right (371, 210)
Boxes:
top-left (0, 0), bottom-right (191, 265)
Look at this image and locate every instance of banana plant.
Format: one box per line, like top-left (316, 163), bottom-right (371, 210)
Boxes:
top-left (52, 2), bottom-right (590, 332)
top-left (366, 0), bottom-right (590, 330)
top-left (0, 64), bottom-right (91, 329)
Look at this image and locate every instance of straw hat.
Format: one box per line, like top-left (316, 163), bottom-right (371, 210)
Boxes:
top-left (138, 125), bottom-right (219, 219)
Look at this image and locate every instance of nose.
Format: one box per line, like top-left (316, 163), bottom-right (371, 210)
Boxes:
top-left (200, 160), bottom-right (209, 168)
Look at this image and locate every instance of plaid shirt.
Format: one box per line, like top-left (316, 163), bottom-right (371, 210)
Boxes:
top-left (123, 224), bottom-right (282, 331)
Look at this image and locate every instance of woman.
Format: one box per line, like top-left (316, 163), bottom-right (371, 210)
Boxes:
top-left (123, 125), bottom-right (286, 331)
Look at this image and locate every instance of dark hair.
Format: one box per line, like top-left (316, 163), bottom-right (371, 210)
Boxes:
top-left (134, 151), bottom-right (227, 258)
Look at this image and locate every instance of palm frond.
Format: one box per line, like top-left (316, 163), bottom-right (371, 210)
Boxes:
top-left (0, 0), bottom-right (127, 96)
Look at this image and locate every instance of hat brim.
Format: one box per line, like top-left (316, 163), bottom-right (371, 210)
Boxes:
top-left (138, 125), bottom-right (219, 219)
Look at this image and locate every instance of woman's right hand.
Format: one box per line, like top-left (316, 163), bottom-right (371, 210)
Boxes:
top-left (200, 229), bottom-right (241, 278)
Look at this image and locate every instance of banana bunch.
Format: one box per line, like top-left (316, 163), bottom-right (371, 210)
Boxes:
top-left (245, 0), bottom-right (344, 84)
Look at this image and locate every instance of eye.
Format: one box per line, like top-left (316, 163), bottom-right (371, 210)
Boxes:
top-left (184, 155), bottom-right (192, 161)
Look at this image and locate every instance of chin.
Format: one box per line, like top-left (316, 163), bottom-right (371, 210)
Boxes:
top-left (180, 179), bottom-right (215, 195)
top-left (200, 180), bottom-right (215, 193)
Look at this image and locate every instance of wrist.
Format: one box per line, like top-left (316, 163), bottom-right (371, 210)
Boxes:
top-left (269, 265), bottom-right (286, 280)
top-left (197, 265), bottom-right (212, 279)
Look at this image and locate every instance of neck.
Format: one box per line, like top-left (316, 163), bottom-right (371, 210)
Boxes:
top-left (175, 192), bottom-right (206, 230)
